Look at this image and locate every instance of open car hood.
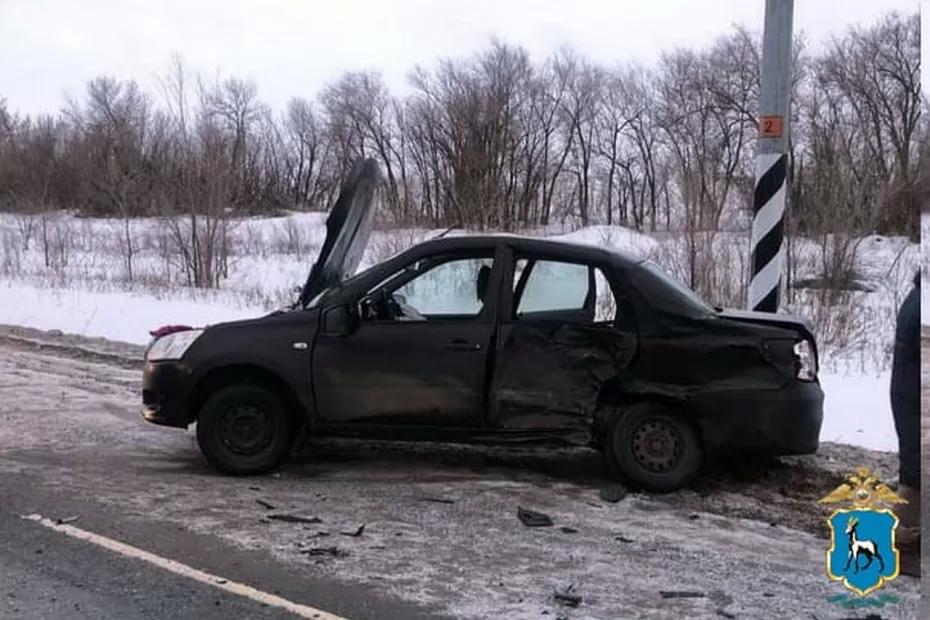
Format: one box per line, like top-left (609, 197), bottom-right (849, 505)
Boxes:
top-left (299, 158), bottom-right (381, 307)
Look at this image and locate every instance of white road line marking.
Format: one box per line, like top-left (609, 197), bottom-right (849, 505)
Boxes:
top-left (21, 513), bottom-right (348, 620)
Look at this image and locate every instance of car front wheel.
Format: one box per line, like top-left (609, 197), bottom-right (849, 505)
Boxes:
top-left (604, 404), bottom-right (702, 493)
top-left (196, 384), bottom-right (293, 475)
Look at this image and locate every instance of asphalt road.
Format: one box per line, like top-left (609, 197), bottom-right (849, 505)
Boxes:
top-left (0, 332), bottom-right (439, 620)
top-left (0, 325), bottom-right (923, 619)
top-left (0, 488), bottom-right (437, 620)
top-left (1, 507), bottom-right (306, 620)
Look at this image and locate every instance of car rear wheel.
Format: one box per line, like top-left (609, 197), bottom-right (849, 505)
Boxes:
top-left (604, 404), bottom-right (702, 493)
top-left (196, 384), bottom-right (293, 475)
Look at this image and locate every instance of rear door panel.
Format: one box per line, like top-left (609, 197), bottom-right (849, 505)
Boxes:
top-left (488, 250), bottom-right (637, 431)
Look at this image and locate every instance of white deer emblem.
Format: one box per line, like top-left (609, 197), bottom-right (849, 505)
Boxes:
top-left (843, 517), bottom-right (885, 574)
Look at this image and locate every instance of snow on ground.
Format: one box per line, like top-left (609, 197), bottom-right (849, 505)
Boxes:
top-left (0, 280), bottom-right (265, 345)
top-left (0, 210), bottom-right (916, 452)
top-left (819, 371), bottom-right (898, 451)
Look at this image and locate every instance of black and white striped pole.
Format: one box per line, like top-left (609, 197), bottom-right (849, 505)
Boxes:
top-left (748, 0), bottom-right (793, 313)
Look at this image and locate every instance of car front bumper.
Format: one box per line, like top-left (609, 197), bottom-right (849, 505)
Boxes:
top-left (692, 380), bottom-right (824, 455)
top-left (142, 361), bottom-right (194, 428)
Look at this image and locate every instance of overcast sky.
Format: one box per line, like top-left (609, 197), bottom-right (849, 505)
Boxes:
top-left (0, 0), bottom-right (921, 115)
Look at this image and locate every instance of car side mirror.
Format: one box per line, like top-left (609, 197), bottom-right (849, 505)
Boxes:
top-left (322, 305), bottom-right (357, 336)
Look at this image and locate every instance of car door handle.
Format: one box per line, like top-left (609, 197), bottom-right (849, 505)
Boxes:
top-left (446, 339), bottom-right (481, 351)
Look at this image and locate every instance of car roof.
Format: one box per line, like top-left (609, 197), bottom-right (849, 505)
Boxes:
top-left (407, 234), bottom-right (644, 268)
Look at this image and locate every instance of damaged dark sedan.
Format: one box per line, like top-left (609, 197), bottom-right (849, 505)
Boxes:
top-left (142, 159), bottom-right (824, 492)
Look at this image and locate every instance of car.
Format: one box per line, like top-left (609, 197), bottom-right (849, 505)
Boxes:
top-left (142, 158), bottom-right (824, 492)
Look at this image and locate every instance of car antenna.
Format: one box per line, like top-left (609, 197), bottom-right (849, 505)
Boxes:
top-left (433, 223), bottom-right (461, 239)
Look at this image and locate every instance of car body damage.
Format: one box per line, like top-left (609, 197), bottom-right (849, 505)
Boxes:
top-left (142, 158), bottom-right (824, 491)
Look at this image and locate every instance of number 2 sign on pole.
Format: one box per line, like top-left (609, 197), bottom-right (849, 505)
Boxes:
top-left (759, 115), bottom-right (783, 139)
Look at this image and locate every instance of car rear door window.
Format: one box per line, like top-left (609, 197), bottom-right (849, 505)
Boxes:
top-left (513, 258), bottom-right (618, 323)
top-left (516, 260), bottom-right (588, 314)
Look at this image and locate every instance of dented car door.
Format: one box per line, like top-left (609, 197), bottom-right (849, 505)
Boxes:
top-left (488, 250), bottom-right (637, 435)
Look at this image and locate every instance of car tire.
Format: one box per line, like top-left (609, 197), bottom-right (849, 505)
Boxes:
top-left (196, 384), bottom-right (293, 475)
top-left (604, 404), bottom-right (702, 493)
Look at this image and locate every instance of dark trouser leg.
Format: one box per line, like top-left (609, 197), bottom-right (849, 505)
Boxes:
top-left (891, 390), bottom-right (920, 577)
top-left (891, 391), bottom-right (920, 492)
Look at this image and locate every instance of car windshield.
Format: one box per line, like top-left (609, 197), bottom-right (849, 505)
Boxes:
top-left (632, 261), bottom-right (717, 318)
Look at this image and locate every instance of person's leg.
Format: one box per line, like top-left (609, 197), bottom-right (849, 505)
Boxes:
top-left (892, 391), bottom-right (920, 576)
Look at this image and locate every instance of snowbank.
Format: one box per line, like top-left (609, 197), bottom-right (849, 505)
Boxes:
top-left (819, 371), bottom-right (898, 451)
top-left (0, 280), bottom-right (264, 345)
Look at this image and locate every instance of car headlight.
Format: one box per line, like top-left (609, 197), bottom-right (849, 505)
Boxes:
top-left (146, 329), bottom-right (203, 361)
top-left (793, 339), bottom-right (817, 381)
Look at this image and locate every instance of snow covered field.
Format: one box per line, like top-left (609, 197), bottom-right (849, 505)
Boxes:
top-left (0, 211), bottom-right (918, 451)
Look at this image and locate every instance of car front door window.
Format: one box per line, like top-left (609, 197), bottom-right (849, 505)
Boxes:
top-left (365, 256), bottom-right (495, 321)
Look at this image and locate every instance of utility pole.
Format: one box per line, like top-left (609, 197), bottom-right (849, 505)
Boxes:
top-left (748, 0), bottom-right (793, 313)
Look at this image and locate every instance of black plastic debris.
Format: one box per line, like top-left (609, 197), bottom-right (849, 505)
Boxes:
top-left (300, 546), bottom-right (348, 558)
top-left (553, 584), bottom-right (582, 607)
top-left (268, 514), bottom-right (322, 524)
top-left (418, 496), bottom-right (455, 504)
top-left (517, 507), bottom-right (553, 527)
top-left (599, 484), bottom-right (628, 503)
top-left (687, 514), bottom-right (700, 520)
top-left (716, 610), bottom-right (736, 619)
top-left (560, 526), bottom-right (578, 534)
top-left (615, 535), bottom-right (634, 543)
top-left (255, 499), bottom-right (275, 510)
top-left (660, 591), bottom-right (705, 599)
top-left (55, 516), bottom-right (79, 525)
top-left (340, 524), bottom-right (366, 537)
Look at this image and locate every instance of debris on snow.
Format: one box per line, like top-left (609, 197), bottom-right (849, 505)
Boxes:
top-left (599, 484), bottom-right (628, 503)
top-left (417, 496), bottom-right (455, 504)
top-left (553, 583), bottom-right (582, 607)
top-left (267, 514), bottom-right (322, 524)
top-left (517, 506), bottom-right (553, 527)
top-left (300, 546), bottom-right (349, 558)
top-left (340, 524), bottom-right (365, 537)
top-left (660, 591), bottom-right (705, 599)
